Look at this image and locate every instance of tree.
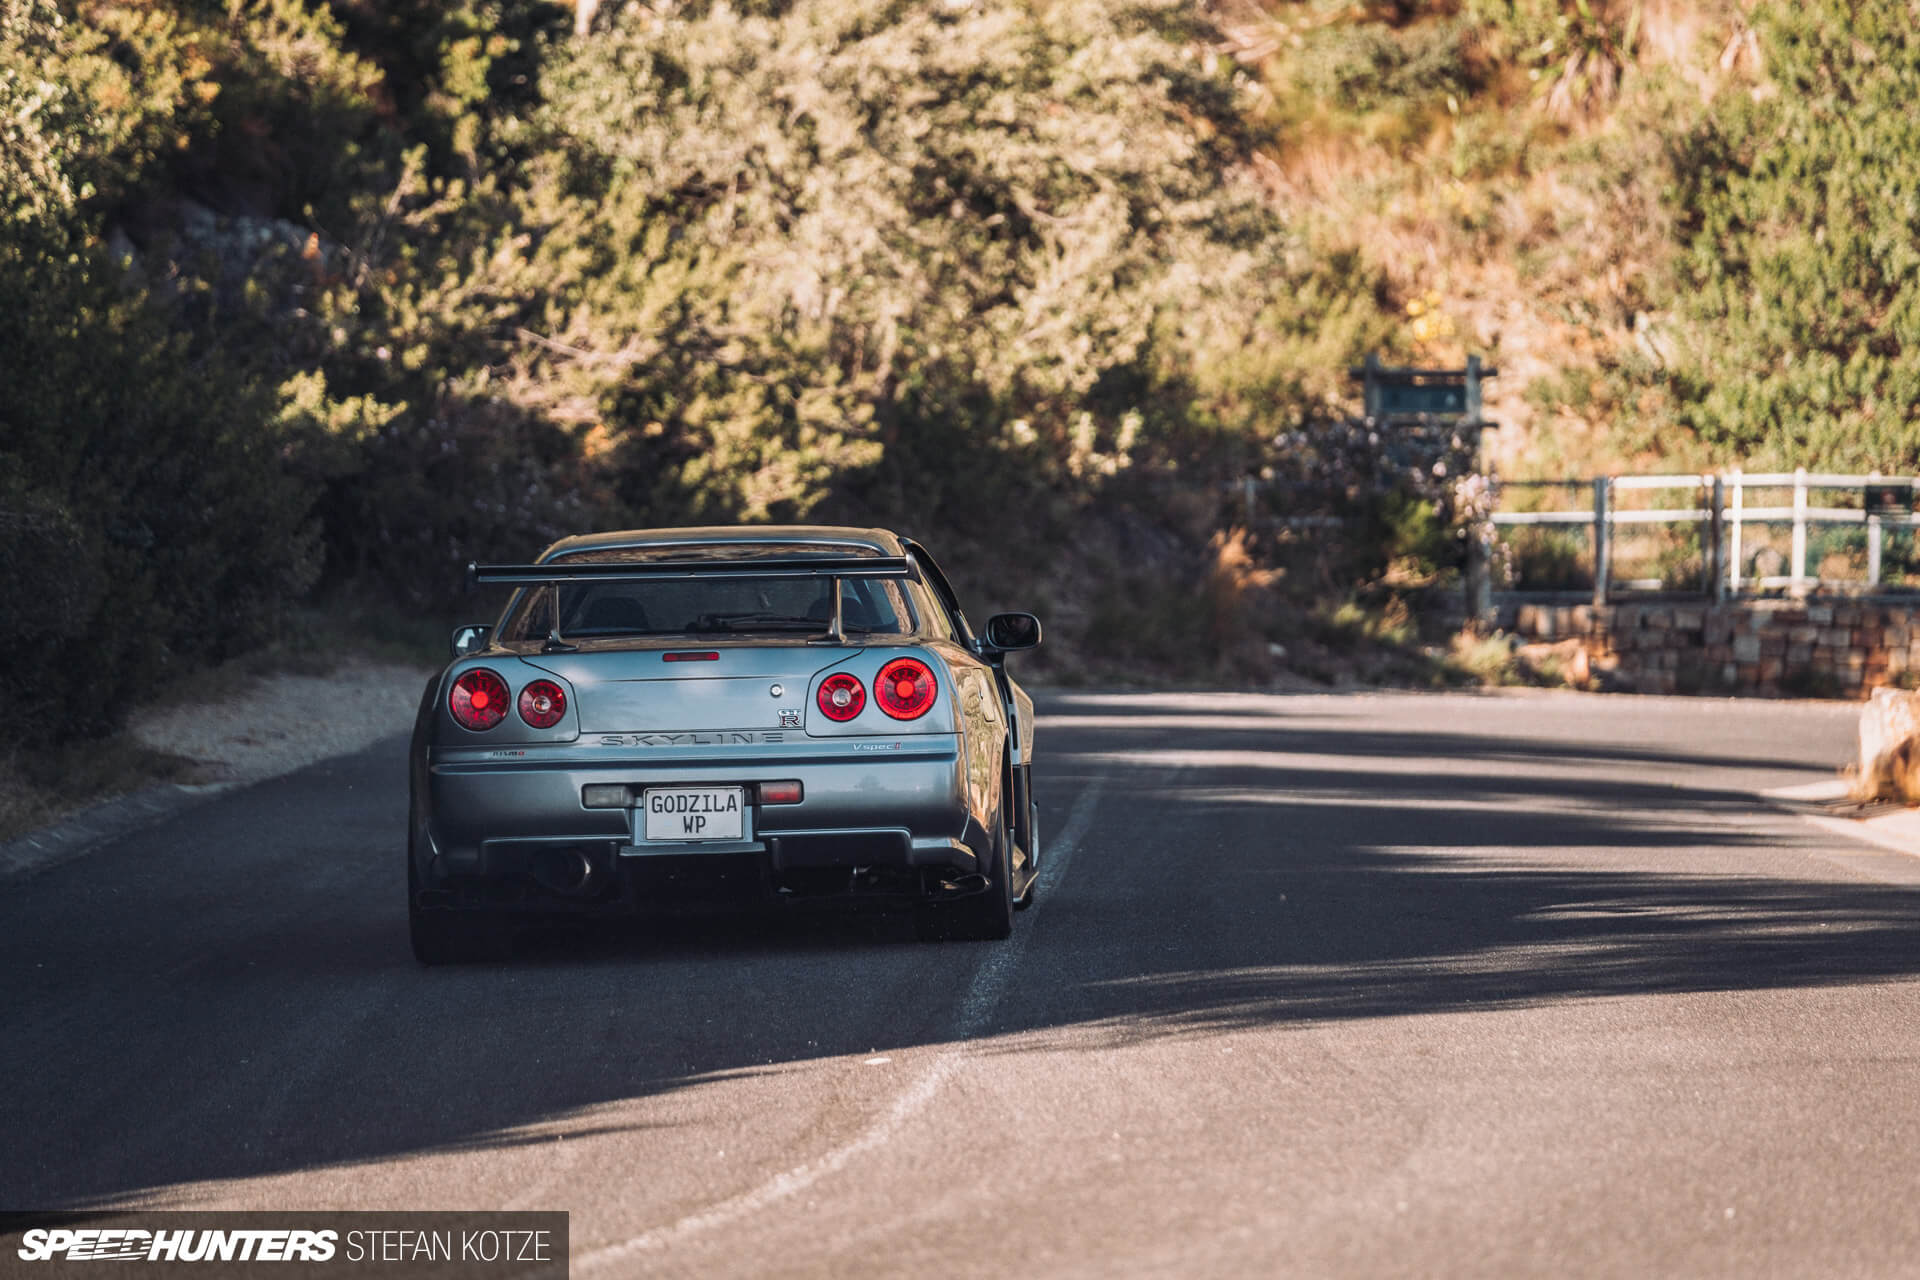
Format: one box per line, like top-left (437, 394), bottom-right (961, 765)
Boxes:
top-left (510, 0), bottom-right (1333, 537)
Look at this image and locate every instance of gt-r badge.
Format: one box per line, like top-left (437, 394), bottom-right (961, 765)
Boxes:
top-left (778, 709), bottom-right (802, 727)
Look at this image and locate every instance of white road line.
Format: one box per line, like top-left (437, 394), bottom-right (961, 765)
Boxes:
top-left (578, 777), bottom-right (1106, 1269)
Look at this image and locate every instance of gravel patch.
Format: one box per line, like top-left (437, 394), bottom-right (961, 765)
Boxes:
top-left (130, 661), bottom-right (435, 783)
top-left (0, 661), bottom-right (436, 881)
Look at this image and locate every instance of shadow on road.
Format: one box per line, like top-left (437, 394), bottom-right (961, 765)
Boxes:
top-left (2, 691), bottom-right (1906, 1206)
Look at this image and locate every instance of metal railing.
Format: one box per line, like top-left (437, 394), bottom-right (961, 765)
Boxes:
top-left (1491, 469), bottom-right (1920, 604)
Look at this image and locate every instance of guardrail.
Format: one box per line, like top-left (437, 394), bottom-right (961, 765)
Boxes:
top-left (1492, 469), bottom-right (1920, 604)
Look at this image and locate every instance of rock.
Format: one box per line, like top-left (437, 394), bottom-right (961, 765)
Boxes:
top-left (1857, 687), bottom-right (1920, 802)
top-left (1515, 638), bottom-right (1591, 688)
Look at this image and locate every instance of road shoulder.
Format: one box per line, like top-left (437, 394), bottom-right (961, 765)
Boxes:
top-left (0, 660), bottom-right (431, 882)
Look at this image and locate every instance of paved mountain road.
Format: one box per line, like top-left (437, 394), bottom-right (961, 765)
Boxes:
top-left (6, 690), bottom-right (1919, 1277)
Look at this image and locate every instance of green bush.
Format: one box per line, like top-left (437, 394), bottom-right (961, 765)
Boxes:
top-left (0, 236), bottom-right (318, 737)
top-left (1656, 2), bottom-right (1920, 470)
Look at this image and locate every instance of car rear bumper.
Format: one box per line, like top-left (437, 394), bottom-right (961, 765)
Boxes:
top-left (415, 734), bottom-right (983, 904)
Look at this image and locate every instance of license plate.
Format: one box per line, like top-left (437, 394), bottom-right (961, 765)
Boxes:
top-left (639, 787), bottom-right (745, 842)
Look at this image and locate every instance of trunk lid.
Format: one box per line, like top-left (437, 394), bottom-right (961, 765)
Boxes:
top-left (521, 643), bottom-right (856, 733)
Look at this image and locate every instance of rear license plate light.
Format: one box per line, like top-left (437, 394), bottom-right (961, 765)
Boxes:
top-left (582, 784), bottom-right (630, 809)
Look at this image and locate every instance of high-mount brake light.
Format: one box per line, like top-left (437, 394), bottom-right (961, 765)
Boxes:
top-left (518, 679), bottom-right (568, 729)
top-left (449, 669), bottom-right (510, 731)
top-left (816, 672), bottom-right (866, 722)
top-left (875, 657), bottom-right (937, 720)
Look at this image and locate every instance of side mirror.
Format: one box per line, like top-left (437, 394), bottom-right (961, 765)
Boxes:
top-left (450, 624), bottom-right (492, 658)
top-left (983, 612), bottom-right (1042, 652)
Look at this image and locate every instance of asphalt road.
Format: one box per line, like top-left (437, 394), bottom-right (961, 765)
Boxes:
top-left (8, 689), bottom-right (1920, 1278)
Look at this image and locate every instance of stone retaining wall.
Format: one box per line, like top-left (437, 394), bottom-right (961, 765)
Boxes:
top-left (1499, 599), bottom-right (1920, 697)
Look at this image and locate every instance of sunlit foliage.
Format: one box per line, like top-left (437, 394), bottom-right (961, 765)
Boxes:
top-left (1657, 0), bottom-right (1920, 470)
top-left (21, 0), bottom-right (1914, 723)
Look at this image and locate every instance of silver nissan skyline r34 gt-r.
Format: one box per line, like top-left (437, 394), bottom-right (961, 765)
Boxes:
top-left (407, 526), bottom-right (1043, 963)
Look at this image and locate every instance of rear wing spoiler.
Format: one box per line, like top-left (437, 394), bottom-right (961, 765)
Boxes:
top-left (466, 555), bottom-right (915, 647)
top-left (468, 556), bottom-right (911, 586)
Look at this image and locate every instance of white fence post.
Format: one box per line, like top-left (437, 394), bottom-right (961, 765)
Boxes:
top-left (1791, 467), bottom-right (1809, 597)
top-left (1728, 469), bottom-right (1743, 596)
top-left (1708, 474), bottom-right (1726, 603)
top-left (1868, 470), bottom-right (1883, 586)
top-left (1592, 476), bottom-right (1611, 607)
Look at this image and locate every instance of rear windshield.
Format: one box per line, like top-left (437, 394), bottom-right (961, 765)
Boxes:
top-left (497, 543), bottom-right (916, 641)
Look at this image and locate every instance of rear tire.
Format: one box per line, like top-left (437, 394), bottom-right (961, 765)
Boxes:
top-left (915, 785), bottom-right (1016, 943)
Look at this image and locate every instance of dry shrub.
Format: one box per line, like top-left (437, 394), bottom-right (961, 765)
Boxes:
top-left (1857, 689), bottom-right (1920, 804)
top-left (1857, 739), bottom-right (1920, 805)
top-left (1207, 527), bottom-right (1285, 669)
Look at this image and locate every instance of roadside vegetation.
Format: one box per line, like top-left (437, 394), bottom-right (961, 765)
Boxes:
top-left (2, 0), bottom-right (1914, 788)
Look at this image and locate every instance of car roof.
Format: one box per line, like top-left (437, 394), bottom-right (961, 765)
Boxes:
top-left (536, 525), bottom-right (909, 561)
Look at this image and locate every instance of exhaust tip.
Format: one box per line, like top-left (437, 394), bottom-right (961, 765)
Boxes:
top-left (530, 847), bottom-right (595, 895)
top-left (934, 872), bottom-right (990, 898)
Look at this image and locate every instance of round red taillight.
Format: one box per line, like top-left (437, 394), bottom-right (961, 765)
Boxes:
top-left (518, 679), bottom-right (568, 729)
top-left (816, 672), bottom-right (866, 722)
top-left (875, 657), bottom-right (936, 720)
top-left (449, 668), bottom-right (509, 731)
